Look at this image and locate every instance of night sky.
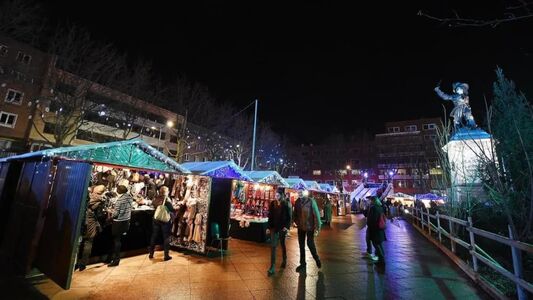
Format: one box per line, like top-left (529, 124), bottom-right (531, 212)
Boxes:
top-left (42, 1), bottom-right (533, 143)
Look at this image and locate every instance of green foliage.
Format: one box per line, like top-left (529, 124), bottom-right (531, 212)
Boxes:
top-left (487, 68), bottom-right (533, 239)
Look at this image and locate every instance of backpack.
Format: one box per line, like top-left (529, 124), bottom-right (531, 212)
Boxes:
top-left (378, 213), bottom-right (387, 230)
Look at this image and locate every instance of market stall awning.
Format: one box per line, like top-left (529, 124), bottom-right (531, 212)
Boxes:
top-left (243, 171), bottom-right (289, 187)
top-left (319, 183), bottom-right (336, 193)
top-left (284, 177), bottom-right (308, 190)
top-left (389, 192), bottom-right (415, 199)
top-left (415, 193), bottom-right (444, 201)
top-left (181, 161), bottom-right (252, 181)
top-left (1, 139), bottom-right (190, 173)
top-left (304, 180), bottom-right (321, 191)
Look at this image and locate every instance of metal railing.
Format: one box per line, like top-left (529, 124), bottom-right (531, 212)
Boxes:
top-left (407, 207), bottom-right (533, 300)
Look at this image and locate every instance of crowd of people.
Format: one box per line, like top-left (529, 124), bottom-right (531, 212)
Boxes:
top-left (77, 170), bottom-right (393, 274)
top-left (76, 169), bottom-right (181, 271)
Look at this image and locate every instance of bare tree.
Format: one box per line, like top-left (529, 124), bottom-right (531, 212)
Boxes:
top-left (418, 1), bottom-right (533, 27)
top-left (29, 26), bottom-right (123, 147)
top-left (0, 0), bottom-right (46, 46)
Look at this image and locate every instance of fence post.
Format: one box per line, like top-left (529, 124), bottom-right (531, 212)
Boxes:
top-left (508, 225), bottom-right (526, 300)
top-left (420, 208), bottom-right (424, 231)
top-left (449, 220), bottom-right (456, 253)
top-left (436, 211), bottom-right (442, 243)
top-left (427, 207), bottom-right (431, 235)
top-left (467, 216), bottom-right (478, 272)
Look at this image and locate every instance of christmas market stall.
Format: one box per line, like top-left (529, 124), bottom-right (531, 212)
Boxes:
top-left (227, 171), bottom-right (289, 243)
top-left (177, 161), bottom-right (252, 250)
top-left (319, 183), bottom-right (346, 216)
top-left (0, 139), bottom-right (190, 289)
top-left (283, 177), bottom-right (308, 205)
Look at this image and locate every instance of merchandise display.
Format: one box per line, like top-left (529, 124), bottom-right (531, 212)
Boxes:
top-left (230, 181), bottom-right (276, 224)
top-left (169, 175), bottom-right (211, 253)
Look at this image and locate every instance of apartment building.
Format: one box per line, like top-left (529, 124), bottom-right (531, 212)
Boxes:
top-left (0, 35), bottom-right (225, 163)
top-left (374, 117), bottom-right (443, 194)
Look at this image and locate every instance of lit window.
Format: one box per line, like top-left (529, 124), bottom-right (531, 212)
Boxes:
top-left (312, 170), bottom-right (321, 175)
top-left (0, 45), bottom-right (7, 57)
top-left (184, 153), bottom-right (190, 161)
top-left (405, 125), bottom-right (417, 132)
top-left (4, 89), bottom-right (23, 105)
top-left (0, 111), bottom-right (18, 128)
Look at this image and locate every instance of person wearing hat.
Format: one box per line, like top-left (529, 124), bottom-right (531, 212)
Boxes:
top-left (434, 82), bottom-right (477, 129)
top-left (366, 195), bottom-right (386, 264)
top-left (108, 180), bottom-right (133, 267)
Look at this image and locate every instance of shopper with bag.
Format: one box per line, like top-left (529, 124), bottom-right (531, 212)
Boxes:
top-left (149, 186), bottom-right (174, 261)
top-left (367, 196), bottom-right (386, 264)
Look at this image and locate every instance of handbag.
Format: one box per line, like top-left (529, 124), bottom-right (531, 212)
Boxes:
top-left (378, 213), bottom-right (387, 230)
top-left (154, 198), bottom-right (171, 223)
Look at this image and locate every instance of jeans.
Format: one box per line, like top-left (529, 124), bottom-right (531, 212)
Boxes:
top-left (372, 241), bottom-right (385, 262)
top-left (111, 220), bottom-right (130, 261)
top-left (150, 220), bottom-right (171, 257)
top-left (270, 230), bottom-right (287, 267)
top-left (297, 229), bottom-right (319, 265)
top-left (366, 228), bottom-right (372, 254)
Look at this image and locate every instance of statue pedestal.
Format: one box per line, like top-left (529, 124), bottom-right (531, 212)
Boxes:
top-left (442, 128), bottom-right (495, 202)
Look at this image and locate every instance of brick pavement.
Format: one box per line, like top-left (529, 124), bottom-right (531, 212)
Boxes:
top-left (22, 214), bottom-right (490, 299)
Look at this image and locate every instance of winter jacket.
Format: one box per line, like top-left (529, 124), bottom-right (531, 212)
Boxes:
top-left (367, 203), bottom-right (386, 244)
top-left (293, 197), bottom-right (321, 232)
top-left (112, 193), bottom-right (133, 222)
top-left (268, 199), bottom-right (292, 232)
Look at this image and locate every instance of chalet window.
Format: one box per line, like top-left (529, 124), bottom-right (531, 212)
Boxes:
top-left (0, 111), bottom-right (17, 128)
top-left (405, 125), bottom-right (417, 132)
top-left (388, 127), bottom-right (400, 133)
top-left (4, 89), bottom-right (23, 105)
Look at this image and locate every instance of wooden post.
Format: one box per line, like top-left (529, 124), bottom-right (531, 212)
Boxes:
top-left (436, 211), bottom-right (442, 243)
top-left (449, 220), bottom-right (456, 253)
top-left (467, 216), bottom-right (478, 272)
top-left (508, 225), bottom-right (527, 300)
top-left (420, 208), bottom-right (424, 231)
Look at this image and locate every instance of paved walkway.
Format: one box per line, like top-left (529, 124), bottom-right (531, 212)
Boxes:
top-left (24, 214), bottom-right (489, 299)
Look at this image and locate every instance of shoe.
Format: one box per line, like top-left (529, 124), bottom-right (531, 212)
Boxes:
top-left (316, 259), bottom-right (322, 269)
top-left (164, 256), bottom-right (172, 261)
top-left (148, 251), bottom-right (154, 259)
top-left (108, 259), bottom-right (120, 267)
top-left (295, 264), bottom-right (306, 272)
top-left (364, 252), bottom-right (374, 259)
top-left (280, 260), bottom-right (286, 268)
top-left (267, 267), bottom-right (275, 276)
top-left (369, 256), bottom-right (379, 263)
top-left (78, 264), bottom-right (86, 271)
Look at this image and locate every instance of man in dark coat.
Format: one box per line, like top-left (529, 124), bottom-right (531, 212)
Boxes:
top-left (293, 190), bottom-right (322, 272)
top-left (367, 196), bottom-right (386, 264)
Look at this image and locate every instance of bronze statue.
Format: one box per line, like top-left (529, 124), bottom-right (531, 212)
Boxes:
top-left (435, 82), bottom-right (477, 129)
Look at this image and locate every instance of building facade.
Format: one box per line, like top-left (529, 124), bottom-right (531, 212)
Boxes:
top-left (0, 35), bottom-right (227, 163)
top-left (288, 138), bottom-right (376, 192)
top-left (374, 118), bottom-right (443, 194)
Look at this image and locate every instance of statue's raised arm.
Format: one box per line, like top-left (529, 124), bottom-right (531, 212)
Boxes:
top-left (434, 82), bottom-right (477, 129)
